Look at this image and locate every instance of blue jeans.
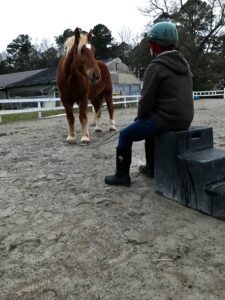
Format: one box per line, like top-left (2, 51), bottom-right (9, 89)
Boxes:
top-left (118, 117), bottom-right (164, 150)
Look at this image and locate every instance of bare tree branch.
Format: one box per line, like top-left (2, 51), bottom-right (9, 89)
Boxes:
top-left (118, 27), bottom-right (132, 44)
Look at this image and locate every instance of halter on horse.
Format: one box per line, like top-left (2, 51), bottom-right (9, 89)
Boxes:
top-left (57, 27), bottom-right (116, 145)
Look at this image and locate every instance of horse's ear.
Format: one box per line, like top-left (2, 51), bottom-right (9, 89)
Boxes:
top-left (73, 27), bottom-right (80, 53)
top-left (74, 27), bottom-right (80, 40)
top-left (87, 30), bottom-right (93, 42)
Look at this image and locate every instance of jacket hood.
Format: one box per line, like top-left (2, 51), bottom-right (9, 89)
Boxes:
top-left (153, 50), bottom-right (192, 75)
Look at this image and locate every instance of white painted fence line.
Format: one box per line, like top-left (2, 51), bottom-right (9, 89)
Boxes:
top-left (193, 88), bottom-right (225, 98)
top-left (0, 90), bottom-right (224, 122)
top-left (0, 95), bottom-right (141, 122)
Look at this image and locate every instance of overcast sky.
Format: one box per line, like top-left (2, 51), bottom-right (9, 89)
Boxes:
top-left (0, 0), bottom-right (150, 52)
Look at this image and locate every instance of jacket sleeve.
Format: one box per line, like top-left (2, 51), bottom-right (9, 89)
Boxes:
top-left (137, 63), bottom-right (160, 118)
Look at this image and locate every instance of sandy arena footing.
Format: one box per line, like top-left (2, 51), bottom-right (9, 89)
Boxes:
top-left (1, 99), bottom-right (225, 300)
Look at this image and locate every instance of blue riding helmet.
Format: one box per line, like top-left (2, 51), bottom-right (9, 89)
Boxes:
top-left (147, 21), bottom-right (178, 47)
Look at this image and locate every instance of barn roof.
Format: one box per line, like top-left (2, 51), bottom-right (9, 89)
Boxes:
top-left (0, 69), bottom-right (47, 89)
top-left (6, 67), bottom-right (57, 88)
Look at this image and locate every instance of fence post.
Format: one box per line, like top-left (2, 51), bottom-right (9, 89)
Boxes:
top-left (136, 96), bottom-right (138, 104)
top-left (38, 101), bottom-right (42, 119)
top-left (124, 96), bottom-right (127, 108)
top-left (224, 87), bottom-right (225, 100)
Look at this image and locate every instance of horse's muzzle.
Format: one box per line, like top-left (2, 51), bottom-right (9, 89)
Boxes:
top-left (87, 68), bottom-right (101, 84)
top-left (90, 72), bottom-right (100, 84)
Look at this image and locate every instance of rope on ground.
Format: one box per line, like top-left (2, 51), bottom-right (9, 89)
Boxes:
top-left (91, 129), bottom-right (121, 149)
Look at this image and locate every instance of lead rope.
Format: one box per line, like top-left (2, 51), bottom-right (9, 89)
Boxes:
top-left (88, 128), bottom-right (121, 150)
top-left (96, 129), bottom-right (121, 148)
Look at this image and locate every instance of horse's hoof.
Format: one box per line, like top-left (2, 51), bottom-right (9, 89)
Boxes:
top-left (95, 127), bottom-right (103, 132)
top-left (67, 136), bottom-right (76, 144)
top-left (81, 140), bottom-right (89, 146)
top-left (81, 137), bottom-right (90, 145)
top-left (109, 126), bottom-right (116, 131)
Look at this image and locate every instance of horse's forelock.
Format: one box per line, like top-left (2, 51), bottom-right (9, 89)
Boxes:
top-left (64, 36), bottom-right (75, 55)
top-left (64, 34), bottom-right (91, 55)
top-left (78, 34), bottom-right (91, 53)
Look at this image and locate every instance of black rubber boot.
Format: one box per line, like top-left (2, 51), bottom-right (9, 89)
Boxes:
top-left (105, 147), bottom-right (131, 186)
top-left (139, 164), bottom-right (154, 178)
top-left (139, 139), bottom-right (154, 178)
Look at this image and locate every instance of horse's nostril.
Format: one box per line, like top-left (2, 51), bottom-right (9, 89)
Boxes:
top-left (93, 73), bottom-right (100, 82)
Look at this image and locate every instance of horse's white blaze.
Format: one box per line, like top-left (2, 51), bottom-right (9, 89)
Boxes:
top-left (86, 43), bottom-right (92, 49)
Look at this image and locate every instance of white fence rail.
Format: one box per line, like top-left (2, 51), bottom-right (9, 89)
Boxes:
top-left (0, 90), bottom-right (224, 122)
top-left (193, 89), bottom-right (225, 99)
top-left (0, 95), bottom-right (141, 122)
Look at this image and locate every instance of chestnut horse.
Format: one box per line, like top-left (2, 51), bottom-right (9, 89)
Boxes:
top-left (57, 27), bottom-right (116, 144)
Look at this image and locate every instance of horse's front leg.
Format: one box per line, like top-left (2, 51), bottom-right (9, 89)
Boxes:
top-left (79, 101), bottom-right (89, 145)
top-left (93, 109), bottom-right (103, 132)
top-left (91, 98), bottom-right (103, 132)
top-left (64, 104), bottom-right (76, 143)
top-left (105, 94), bottom-right (116, 131)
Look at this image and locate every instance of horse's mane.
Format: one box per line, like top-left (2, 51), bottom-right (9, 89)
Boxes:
top-left (64, 34), bottom-right (89, 55)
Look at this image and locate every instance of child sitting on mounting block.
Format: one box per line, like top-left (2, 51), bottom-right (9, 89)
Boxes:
top-left (105, 21), bottom-right (194, 186)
